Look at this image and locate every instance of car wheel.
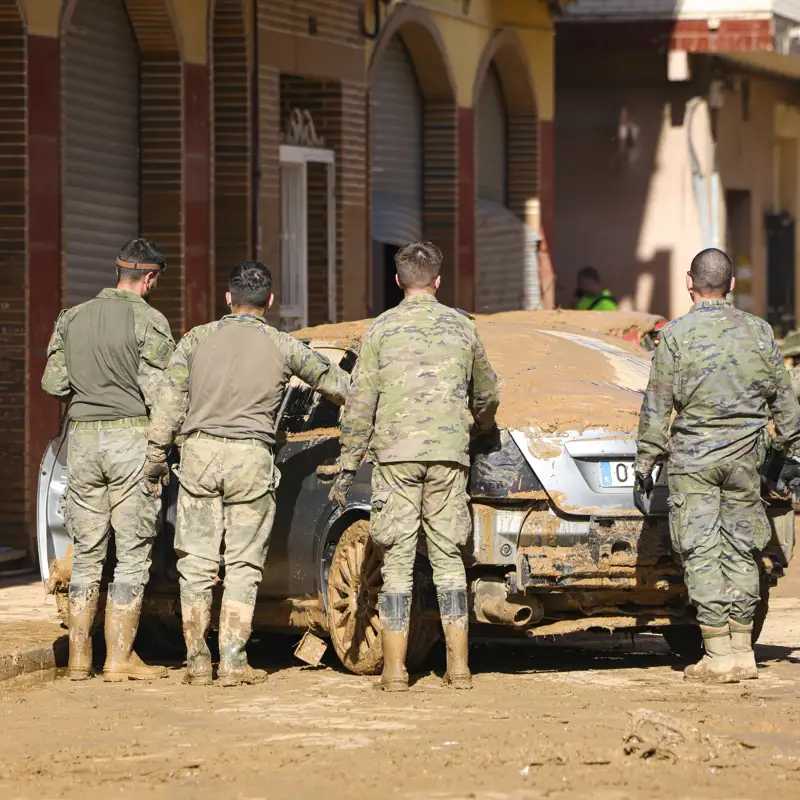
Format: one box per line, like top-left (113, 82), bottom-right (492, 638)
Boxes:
top-left (661, 583), bottom-right (770, 660)
top-left (326, 519), bottom-right (439, 675)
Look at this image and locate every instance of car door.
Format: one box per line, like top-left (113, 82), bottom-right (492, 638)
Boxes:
top-left (259, 344), bottom-right (356, 599)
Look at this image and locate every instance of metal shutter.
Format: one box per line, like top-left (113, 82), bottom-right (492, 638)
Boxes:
top-left (476, 65), bottom-right (506, 204)
top-left (371, 36), bottom-right (422, 246)
top-left (62, 0), bottom-right (140, 307)
top-left (475, 66), bottom-right (538, 312)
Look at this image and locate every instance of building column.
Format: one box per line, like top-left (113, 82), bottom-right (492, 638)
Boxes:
top-left (183, 60), bottom-right (212, 328)
top-left (22, 1), bottom-right (62, 560)
top-left (539, 119), bottom-right (555, 309)
top-left (457, 107), bottom-right (475, 312)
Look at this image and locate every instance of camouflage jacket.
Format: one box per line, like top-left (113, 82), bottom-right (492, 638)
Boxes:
top-left (339, 294), bottom-right (500, 470)
top-left (636, 299), bottom-right (800, 475)
top-left (41, 288), bottom-right (174, 420)
top-left (147, 313), bottom-right (350, 458)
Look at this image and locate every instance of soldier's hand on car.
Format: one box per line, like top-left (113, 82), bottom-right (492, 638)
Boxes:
top-left (143, 459), bottom-right (170, 498)
top-left (470, 423), bottom-right (502, 455)
top-left (777, 460), bottom-right (800, 496)
top-left (329, 468), bottom-right (356, 508)
top-left (633, 471), bottom-right (654, 515)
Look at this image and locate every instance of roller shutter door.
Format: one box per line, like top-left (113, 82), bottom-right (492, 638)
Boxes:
top-left (62, 0), bottom-right (140, 307)
top-left (371, 36), bottom-right (423, 246)
top-left (476, 66), bottom-right (532, 313)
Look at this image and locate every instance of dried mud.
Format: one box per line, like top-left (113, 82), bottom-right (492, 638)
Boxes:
top-left (295, 309), bottom-right (654, 435)
top-left (2, 572), bottom-right (800, 800)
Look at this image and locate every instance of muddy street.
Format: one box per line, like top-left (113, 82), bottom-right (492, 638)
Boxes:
top-left (2, 574), bottom-right (800, 800)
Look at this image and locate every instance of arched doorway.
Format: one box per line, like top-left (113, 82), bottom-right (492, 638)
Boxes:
top-left (474, 33), bottom-right (541, 312)
top-left (369, 7), bottom-right (458, 312)
top-left (370, 35), bottom-right (423, 312)
top-left (62, 0), bottom-right (140, 306)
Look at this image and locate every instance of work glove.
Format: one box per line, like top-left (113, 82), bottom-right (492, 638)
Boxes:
top-left (777, 461), bottom-right (800, 497)
top-left (329, 469), bottom-right (356, 508)
top-left (471, 423), bottom-right (502, 456)
top-left (142, 459), bottom-right (170, 499)
top-left (633, 471), bottom-right (655, 516)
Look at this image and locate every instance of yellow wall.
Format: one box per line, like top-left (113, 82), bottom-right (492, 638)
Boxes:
top-left (365, 0), bottom-right (556, 119)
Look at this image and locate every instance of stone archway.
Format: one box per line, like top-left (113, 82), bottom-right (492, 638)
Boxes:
top-left (369, 5), bottom-right (459, 308)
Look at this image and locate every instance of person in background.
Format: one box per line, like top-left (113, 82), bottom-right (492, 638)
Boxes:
top-left (574, 266), bottom-right (619, 311)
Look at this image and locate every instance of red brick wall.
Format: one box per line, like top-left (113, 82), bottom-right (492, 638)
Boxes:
top-left (422, 103), bottom-right (459, 308)
top-left (457, 107), bottom-right (475, 312)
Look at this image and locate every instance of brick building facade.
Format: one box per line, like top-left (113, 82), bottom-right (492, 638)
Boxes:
top-left (0, 0), bottom-right (560, 562)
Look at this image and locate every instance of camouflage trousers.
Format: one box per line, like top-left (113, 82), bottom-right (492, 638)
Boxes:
top-left (66, 418), bottom-right (159, 588)
top-left (668, 452), bottom-right (770, 628)
top-left (175, 434), bottom-right (278, 608)
top-left (370, 461), bottom-right (470, 596)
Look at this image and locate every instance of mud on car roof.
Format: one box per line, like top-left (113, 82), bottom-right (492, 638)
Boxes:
top-left (294, 309), bottom-right (655, 436)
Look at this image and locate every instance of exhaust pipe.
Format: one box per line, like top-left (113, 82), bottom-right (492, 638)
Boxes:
top-left (480, 598), bottom-right (534, 628)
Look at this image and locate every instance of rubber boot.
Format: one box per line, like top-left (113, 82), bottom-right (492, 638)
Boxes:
top-left (378, 593), bottom-right (411, 692)
top-left (67, 583), bottom-right (99, 681)
top-left (103, 583), bottom-right (168, 682)
top-left (683, 624), bottom-right (740, 684)
top-left (217, 597), bottom-right (266, 686)
top-left (438, 589), bottom-right (472, 690)
top-left (729, 619), bottom-right (758, 680)
top-left (181, 592), bottom-right (213, 686)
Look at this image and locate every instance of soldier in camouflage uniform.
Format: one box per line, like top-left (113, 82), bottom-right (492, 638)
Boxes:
top-left (635, 248), bottom-right (800, 683)
top-left (146, 261), bottom-right (349, 686)
top-left (41, 239), bottom-right (174, 682)
top-left (330, 241), bottom-right (499, 692)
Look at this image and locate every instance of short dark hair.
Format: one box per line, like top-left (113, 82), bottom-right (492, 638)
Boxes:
top-left (229, 260), bottom-right (272, 307)
top-left (577, 266), bottom-right (601, 283)
top-left (690, 248), bottom-right (733, 293)
top-left (116, 239), bottom-right (166, 283)
top-left (395, 241), bottom-right (442, 289)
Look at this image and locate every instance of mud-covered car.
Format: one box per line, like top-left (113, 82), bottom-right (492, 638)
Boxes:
top-left (38, 311), bottom-right (794, 673)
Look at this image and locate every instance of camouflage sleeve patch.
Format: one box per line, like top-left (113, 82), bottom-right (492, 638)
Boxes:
top-left (41, 309), bottom-right (71, 398)
top-left (140, 320), bottom-right (176, 370)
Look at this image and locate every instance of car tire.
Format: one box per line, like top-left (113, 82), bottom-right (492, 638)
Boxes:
top-left (661, 583), bottom-right (770, 660)
top-left (326, 519), bottom-right (439, 675)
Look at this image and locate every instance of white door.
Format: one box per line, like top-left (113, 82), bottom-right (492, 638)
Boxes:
top-left (279, 146), bottom-right (335, 331)
top-left (62, 0), bottom-right (139, 307)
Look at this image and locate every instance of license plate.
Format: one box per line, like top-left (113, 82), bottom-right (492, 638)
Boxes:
top-left (600, 461), bottom-right (664, 488)
top-left (600, 461), bottom-right (635, 488)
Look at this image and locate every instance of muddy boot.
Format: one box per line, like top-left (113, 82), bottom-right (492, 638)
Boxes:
top-left (729, 619), bottom-right (758, 680)
top-left (683, 624), bottom-right (740, 684)
top-left (103, 583), bottom-right (168, 682)
top-left (378, 593), bottom-right (411, 692)
top-left (438, 589), bottom-right (472, 690)
top-left (217, 597), bottom-right (266, 687)
top-left (181, 592), bottom-right (213, 686)
top-left (67, 583), bottom-right (99, 680)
